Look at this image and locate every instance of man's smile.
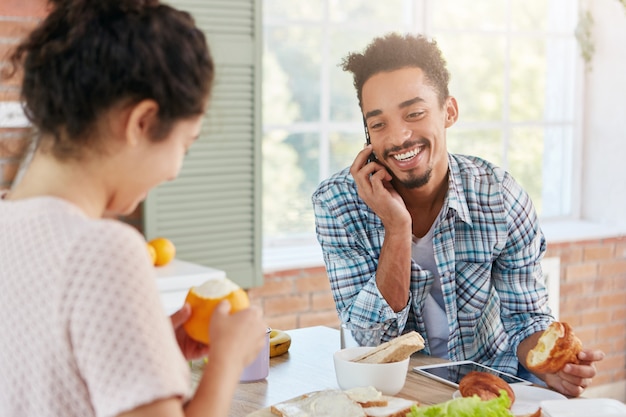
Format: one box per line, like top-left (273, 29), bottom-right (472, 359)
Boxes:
top-left (391, 145), bottom-right (425, 162)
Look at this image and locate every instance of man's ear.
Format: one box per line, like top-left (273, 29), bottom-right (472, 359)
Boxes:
top-left (444, 96), bottom-right (459, 128)
top-left (125, 100), bottom-right (159, 146)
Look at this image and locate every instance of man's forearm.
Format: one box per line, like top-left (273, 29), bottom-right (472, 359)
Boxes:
top-left (375, 228), bottom-right (412, 312)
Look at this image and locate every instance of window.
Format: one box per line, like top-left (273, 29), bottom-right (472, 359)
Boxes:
top-left (262, 0), bottom-right (580, 268)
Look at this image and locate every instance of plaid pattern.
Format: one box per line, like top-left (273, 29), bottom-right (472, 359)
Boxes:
top-left (312, 153), bottom-right (552, 375)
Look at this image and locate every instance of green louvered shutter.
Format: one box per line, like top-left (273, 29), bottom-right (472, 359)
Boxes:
top-left (144, 0), bottom-right (262, 288)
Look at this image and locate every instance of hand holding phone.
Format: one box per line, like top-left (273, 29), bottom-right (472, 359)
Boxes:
top-left (362, 115), bottom-right (377, 164)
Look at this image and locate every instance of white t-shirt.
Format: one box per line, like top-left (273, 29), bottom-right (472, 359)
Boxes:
top-left (0, 193), bottom-right (190, 417)
top-left (412, 222), bottom-right (449, 359)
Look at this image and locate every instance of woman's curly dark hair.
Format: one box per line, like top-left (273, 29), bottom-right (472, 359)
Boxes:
top-left (341, 33), bottom-right (450, 108)
top-left (5, 0), bottom-right (214, 159)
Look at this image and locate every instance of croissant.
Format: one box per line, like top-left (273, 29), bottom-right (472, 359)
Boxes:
top-left (458, 371), bottom-right (515, 406)
top-left (526, 321), bottom-right (582, 374)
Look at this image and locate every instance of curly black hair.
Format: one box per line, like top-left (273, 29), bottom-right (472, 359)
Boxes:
top-left (5, 0), bottom-right (214, 160)
top-left (341, 33), bottom-right (450, 109)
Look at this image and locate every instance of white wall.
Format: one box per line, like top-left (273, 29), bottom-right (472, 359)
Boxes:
top-left (582, 0), bottom-right (626, 227)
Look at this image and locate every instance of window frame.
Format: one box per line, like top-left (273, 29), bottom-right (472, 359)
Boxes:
top-left (262, 0), bottom-right (584, 271)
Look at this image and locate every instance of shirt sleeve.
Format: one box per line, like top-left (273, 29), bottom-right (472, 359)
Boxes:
top-left (312, 184), bottom-right (410, 339)
top-left (62, 221), bottom-right (190, 417)
top-left (492, 172), bottom-right (552, 354)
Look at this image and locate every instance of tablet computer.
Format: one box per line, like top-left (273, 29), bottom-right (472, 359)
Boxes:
top-left (413, 360), bottom-right (532, 388)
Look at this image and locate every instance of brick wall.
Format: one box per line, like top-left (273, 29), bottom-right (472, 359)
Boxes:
top-left (248, 266), bottom-right (341, 331)
top-left (546, 237), bottom-right (626, 388)
top-left (0, 8), bottom-right (42, 189)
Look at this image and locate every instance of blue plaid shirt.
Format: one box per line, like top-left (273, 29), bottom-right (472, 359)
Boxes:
top-left (312, 153), bottom-right (553, 375)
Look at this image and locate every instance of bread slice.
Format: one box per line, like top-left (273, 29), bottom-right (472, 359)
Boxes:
top-left (270, 390), bottom-right (366, 417)
top-left (351, 331), bottom-right (425, 364)
top-left (269, 389), bottom-right (418, 417)
top-left (344, 386), bottom-right (388, 408)
top-left (363, 397), bottom-right (418, 417)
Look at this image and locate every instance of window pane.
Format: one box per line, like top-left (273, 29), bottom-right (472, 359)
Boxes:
top-left (511, 0), bottom-right (578, 32)
top-left (329, 64), bottom-right (361, 122)
top-left (263, 47), bottom-right (300, 125)
top-left (431, 0), bottom-right (506, 31)
top-left (510, 37), bottom-right (546, 122)
top-left (508, 126), bottom-right (544, 213)
top-left (447, 129), bottom-right (503, 166)
top-left (544, 37), bottom-right (577, 122)
top-left (263, 131), bottom-right (319, 237)
top-left (264, 26), bottom-right (322, 122)
top-left (437, 34), bottom-right (505, 122)
top-left (510, 0), bottom-right (550, 31)
top-left (263, 0), bottom-right (324, 21)
top-left (329, 0), bottom-right (410, 25)
top-left (329, 131), bottom-right (363, 174)
top-left (329, 29), bottom-right (392, 122)
top-left (541, 126), bottom-right (573, 217)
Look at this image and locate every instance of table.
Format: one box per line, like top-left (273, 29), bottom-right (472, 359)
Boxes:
top-left (191, 326), bottom-right (456, 417)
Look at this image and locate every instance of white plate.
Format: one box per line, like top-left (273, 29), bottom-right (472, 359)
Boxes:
top-left (453, 384), bottom-right (566, 416)
top-left (540, 398), bottom-right (626, 417)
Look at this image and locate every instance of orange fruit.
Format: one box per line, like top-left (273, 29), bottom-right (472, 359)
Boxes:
top-left (183, 278), bottom-right (250, 345)
top-left (146, 243), bottom-right (157, 265)
top-left (148, 237), bottom-right (176, 267)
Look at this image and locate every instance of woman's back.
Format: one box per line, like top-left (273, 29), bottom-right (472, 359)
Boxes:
top-left (0, 193), bottom-right (190, 416)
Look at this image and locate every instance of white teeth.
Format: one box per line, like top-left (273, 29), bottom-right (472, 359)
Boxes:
top-left (393, 148), bottom-right (421, 161)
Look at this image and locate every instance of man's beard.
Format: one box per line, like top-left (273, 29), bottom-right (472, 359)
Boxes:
top-left (382, 139), bottom-right (433, 189)
top-left (391, 166), bottom-right (433, 189)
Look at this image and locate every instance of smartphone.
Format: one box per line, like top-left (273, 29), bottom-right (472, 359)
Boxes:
top-left (362, 115), bottom-right (377, 164)
top-left (413, 360), bottom-right (532, 389)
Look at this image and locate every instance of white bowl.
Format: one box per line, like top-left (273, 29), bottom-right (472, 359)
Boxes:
top-left (333, 346), bottom-right (409, 396)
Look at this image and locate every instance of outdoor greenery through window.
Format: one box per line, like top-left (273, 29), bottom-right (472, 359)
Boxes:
top-left (262, 0), bottom-right (580, 263)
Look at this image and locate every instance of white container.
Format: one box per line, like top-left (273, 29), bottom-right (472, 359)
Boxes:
top-left (333, 346), bottom-right (409, 396)
top-left (240, 327), bottom-right (271, 383)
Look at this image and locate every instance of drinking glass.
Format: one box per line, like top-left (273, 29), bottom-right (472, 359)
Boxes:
top-left (340, 322), bottom-right (382, 349)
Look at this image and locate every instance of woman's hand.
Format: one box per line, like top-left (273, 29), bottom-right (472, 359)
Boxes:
top-left (208, 301), bottom-right (267, 369)
top-left (170, 303), bottom-right (210, 360)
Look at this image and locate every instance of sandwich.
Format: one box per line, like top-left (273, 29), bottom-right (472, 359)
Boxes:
top-left (351, 331), bottom-right (425, 364)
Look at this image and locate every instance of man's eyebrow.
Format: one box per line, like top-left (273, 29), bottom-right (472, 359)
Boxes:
top-left (364, 109), bottom-right (382, 119)
top-left (399, 96), bottom-right (425, 108)
top-left (364, 96), bottom-right (425, 120)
